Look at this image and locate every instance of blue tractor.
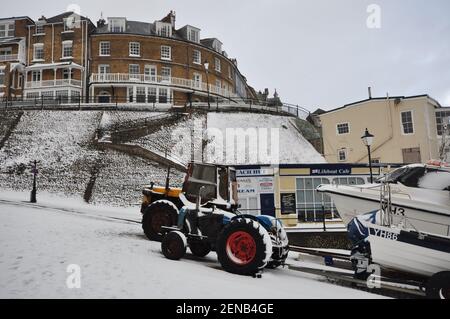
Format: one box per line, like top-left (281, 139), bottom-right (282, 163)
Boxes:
top-left (158, 162), bottom-right (289, 276)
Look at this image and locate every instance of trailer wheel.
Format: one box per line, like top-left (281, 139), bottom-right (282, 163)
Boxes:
top-left (217, 218), bottom-right (272, 276)
top-left (161, 231), bottom-right (187, 261)
top-left (189, 240), bottom-right (211, 258)
top-left (142, 200), bottom-right (178, 241)
top-left (426, 271), bottom-right (450, 299)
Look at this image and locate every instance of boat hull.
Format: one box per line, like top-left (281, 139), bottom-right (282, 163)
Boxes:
top-left (318, 186), bottom-right (450, 237)
top-left (366, 224), bottom-right (450, 277)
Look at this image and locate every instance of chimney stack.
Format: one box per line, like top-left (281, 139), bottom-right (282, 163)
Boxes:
top-left (368, 87), bottom-right (372, 99)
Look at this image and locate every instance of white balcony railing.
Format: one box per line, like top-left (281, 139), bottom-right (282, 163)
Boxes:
top-left (0, 54), bottom-right (19, 62)
top-left (25, 79), bottom-right (82, 89)
top-left (90, 73), bottom-right (236, 98)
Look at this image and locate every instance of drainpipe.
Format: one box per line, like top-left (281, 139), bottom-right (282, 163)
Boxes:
top-left (356, 93), bottom-right (395, 162)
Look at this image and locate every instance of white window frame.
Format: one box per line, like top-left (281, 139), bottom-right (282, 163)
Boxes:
top-left (228, 66), bottom-right (232, 79)
top-left (99, 41), bottom-right (110, 56)
top-left (155, 22), bottom-right (172, 37)
top-left (338, 148), bottom-right (347, 162)
top-left (0, 47), bottom-right (12, 56)
top-left (212, 40), bottom-right (222, 53)
top-left (0, 68), bottom-right (5, 86)
top-left (129, 42), bottom-right (140, 57)
top-left (35, 23), bottom-right (45, 35)
top-left (98, 64), bottom-right (110, 73)
top-left (336, 122), bottom-right (350, 135)
top-left (215, 57), bottom-right (221, 72)
top-left (193, 49), bottom-right (201, 65)
top-left (158, 87), bottom-right (169, 103)
top-left (161, 45), bottom-right (171, 61)
top-left (62, 68), bottom-right (74, 80)
top-left (193, 73), bottom-right (202, 89)
top-left (0, 22), bottom-right (15, 38)
top-left (33, 43), bottom-right (44, 61)
top-left (144, 65), bottom-right (157, 82)
top-left (62, 40), bottom-right (73, 59)
top-left (109, 18), bottom-right (126, 33)
top-left (129, 64), bottom-right (140, 79)
top-left (161, 66), bottom-right (171, 82)
top-left (63, 18), bottom-right (75, 32)
top-left (400, 110), bottom-right (415, 135)
top-left (147, 86), bottom-right (157, 103)
top-left (187, 27), bottom-right (200, 43)
top-left (31, 70), bottom-right (41, 82)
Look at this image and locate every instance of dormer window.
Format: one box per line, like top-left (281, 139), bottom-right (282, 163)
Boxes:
top-left (212, 39), bottom-right (222, 53)
top-left (63, 18), bottom-right (75, 32)
top-left (189, 29), bottom-right (199, 43)
top-left (108, 18), bottom-right (126, 33)
top-left (185, 25), bottom-right (200, 43)
top-left (155, 21), bottom-right (172, 37)
top-left (0, 22), bottom-right (14, 38)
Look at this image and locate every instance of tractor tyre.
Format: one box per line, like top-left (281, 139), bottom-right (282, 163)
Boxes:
top-left (161, 231), bottom-right (187, 261)
top-left (142, 200), bottom-right (179, 241)
top-left (426, 271), bottom-right (450, 299)
top-left (189, 240), bottom-right (211, 258)
top-left (216, 218), bottom-right (272, 276)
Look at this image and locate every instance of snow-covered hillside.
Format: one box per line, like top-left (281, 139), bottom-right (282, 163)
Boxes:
top-left (0, 111), bottom-right (102, 195)
top-left (205, 113), bottom-right (325, 165)
top-left (0, 192), bottom-right (382, 299)
top-left (0, 110), bottom-right (325, 206)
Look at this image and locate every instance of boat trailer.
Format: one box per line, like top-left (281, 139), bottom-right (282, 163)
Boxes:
top-left (286, 245), bottom-right (427, 298)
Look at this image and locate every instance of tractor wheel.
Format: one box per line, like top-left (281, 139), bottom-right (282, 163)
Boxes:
top-left (426, 271), bottom-right (450, 299)
top-left (217, 218), bottom-right (272, 276)
top-left (142, 200), bottom-right (179, 241)
top-left (162, 231), bottom-right (187, 261)
top-left (189, 240), bottom-right (211, 258)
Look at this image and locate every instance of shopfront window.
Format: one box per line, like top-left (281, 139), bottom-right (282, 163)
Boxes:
top-left (296, 177), bottom-right (334, 222)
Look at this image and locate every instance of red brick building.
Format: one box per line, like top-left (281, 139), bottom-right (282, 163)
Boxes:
top-left (89, 12), bottom-right (254, 105)
top-left (0, 11), bottom-right (256, 105)
top-left (0, 16), bottom-right (32, 98)
top-left (23, 12), bottom-right (95, 102)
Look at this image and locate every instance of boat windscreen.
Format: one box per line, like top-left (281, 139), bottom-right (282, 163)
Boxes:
top-left (380, 166), bottom-right (450, 190)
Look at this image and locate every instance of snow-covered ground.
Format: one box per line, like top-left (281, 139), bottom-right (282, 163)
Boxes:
top-left (0, 192), bottom-right (384, 299)
top-left (135, 113), bottom-right (205, 165)
top-left (205, 113), bottom-right (325, 165)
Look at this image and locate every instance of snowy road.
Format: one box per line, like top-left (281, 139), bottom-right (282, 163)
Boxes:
top-left (0, 196), bottom-right (384, 299)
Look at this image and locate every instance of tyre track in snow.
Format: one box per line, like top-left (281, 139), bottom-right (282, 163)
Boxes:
top-left (0, 199), bottom-right (142, 226)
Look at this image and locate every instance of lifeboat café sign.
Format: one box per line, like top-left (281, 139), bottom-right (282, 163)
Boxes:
top-left (310, 165), bottom-right (351, 176)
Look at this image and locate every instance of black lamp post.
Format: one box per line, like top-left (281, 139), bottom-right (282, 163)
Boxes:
top-left (203, 60), bottom-right (211, 109)
top-left (361, 128), bottom-right (375, 183)
top-left (30, 160), bottom-right (38, 203)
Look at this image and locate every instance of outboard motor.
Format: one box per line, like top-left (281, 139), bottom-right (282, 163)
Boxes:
top-left (348, 210), bottom-right (379, 279)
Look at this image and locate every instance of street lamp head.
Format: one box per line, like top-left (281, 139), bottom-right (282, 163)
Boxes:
top-left (203, 61), bottom-right (209, 70)
top-left (361, 128), bottom-right (374, 147)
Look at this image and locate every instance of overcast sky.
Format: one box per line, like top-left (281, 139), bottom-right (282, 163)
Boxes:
top-left (4, 0), bottom-right (450, 110)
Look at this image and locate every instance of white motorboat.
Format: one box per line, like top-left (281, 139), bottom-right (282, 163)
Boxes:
top-left (366, 222), bottom-right (450, 277)
top-left (348, 212), bottom-right (450, 298)
top-left (317, 164), bottom-right (450, 237)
